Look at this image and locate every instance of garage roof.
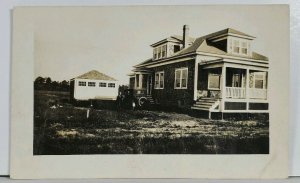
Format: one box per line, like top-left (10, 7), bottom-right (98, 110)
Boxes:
top-left (75, 70), bottom-right (117, 81)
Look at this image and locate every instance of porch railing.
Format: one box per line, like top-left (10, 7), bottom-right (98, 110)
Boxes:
top-left (225, 87), bottom-right (246, 99)
top-left (249, 88), bottom-right (267, 99)
top-left (225, 87), bottom-right (267, 99)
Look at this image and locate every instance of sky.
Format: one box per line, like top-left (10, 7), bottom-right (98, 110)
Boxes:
top-left (33, 5), bottom-right (288, 85)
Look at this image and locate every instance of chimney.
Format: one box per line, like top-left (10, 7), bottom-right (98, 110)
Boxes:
top-left (183, 25), bottom-right (189, 48)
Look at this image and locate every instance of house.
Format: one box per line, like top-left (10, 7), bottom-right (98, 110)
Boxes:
top-left (70, 70), bottom-right (119, 101)
top-left (129, 25), bottom-right (269, 119)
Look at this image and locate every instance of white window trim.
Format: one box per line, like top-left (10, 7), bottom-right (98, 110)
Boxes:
top-left (174, 68), bottom-right (188, 89)
top-left (88, 82), bottom-right (96, 87)
top-left (153, 44), bottom-right (168, 60)
top-left (240, 41), bottom-right (248, 56)
top-left (108, 83), bottom-right (116, 88)
top-left (207, 73), bottom-right (221, 90)
top-left (253, 72), bottom-right (266, 89)
top-left (99, 82), bottom-right (107, 87)
top-left (228, 37), bottom-right (251, 56)
top-left (155, 71), bottom-right (164, 89)
top-left (233, 39), bottom-right (240, 54)
top-left (78, 81), bottom-right (86, 86)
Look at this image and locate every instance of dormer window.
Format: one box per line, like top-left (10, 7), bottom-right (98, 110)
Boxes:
top-left (228, 37), bottom-right (250, 56)
top-left (153, 44), bottom-right (167, 60)
top-left (241, 42), bottom-right (248, 55)
top-left (162, 45), bottom-right (166, 58)
top-left (174, 45), bottom-right (180, 53)
top-left (233, 40), bottom-right (240, 54)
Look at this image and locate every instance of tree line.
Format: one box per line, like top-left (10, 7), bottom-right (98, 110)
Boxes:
top-left (34, 77), bottom-right (70, 92)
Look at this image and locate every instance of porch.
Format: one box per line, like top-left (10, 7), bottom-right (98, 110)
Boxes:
top-left (129, 70), bottom-right (153, 96)
top-left (129, 69), bottom-right (155, 105)
top-left (192, 60), bottom-right (268, 114)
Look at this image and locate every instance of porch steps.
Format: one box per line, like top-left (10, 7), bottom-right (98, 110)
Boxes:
top-left (146, 95), bottom-right (155, 105)
top-left (191, 98), bottom-right (219, 111)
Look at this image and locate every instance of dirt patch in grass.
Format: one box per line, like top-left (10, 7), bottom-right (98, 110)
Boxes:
top-left (34, 90), bottom-right (269, 155)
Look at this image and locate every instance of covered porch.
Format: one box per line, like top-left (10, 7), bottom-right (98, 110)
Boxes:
top-left (129, 69), bottom-right (153, 97)
top-left (193, 59), bottom-right (268, 113)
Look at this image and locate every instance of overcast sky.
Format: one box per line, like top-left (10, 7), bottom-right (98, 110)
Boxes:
top-left (33, 5), bottom-right (288, 84)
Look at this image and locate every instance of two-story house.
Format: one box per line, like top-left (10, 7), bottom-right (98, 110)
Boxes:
top-left (129, 25), bottom-right (269, 119)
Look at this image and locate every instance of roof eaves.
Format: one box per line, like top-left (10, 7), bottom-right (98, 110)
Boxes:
top-left (136, 52), bottom-right (197, 68)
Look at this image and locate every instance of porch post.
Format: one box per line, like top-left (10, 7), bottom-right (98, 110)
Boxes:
top-left (146, 75), bottom-right (149, 94)
top-left (139, 74), bottom-right (143, 89)
top-left (220, 64), bottom-right (226, 111)
top-left (246, 69), bottom-right (250, 111)
top-left (134, 74), bottom-right (137, 89)
top-left (193, 59), bottom-right (199, 101)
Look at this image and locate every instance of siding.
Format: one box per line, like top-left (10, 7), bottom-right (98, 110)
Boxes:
top-left (152, 59), bottom-right (195, 108)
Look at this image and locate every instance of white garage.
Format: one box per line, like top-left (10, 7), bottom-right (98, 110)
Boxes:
top-left (70, 70), bottom-right (119, 101)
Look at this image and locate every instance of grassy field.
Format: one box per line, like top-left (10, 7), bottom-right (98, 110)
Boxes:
top-left (34, 90), bottom-right (269, 155)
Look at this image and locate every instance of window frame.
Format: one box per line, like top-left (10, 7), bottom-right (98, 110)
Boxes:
top-left (174, 67), bottom-right (188, 89)
top-left (233, 40), bottom-right (240, 54)
top-left (229, 37), bottom-right (250, 56)
top-left (78, 81), bottom-right (86, 86)
top-left (154, 71), bottom-right (164, 89)
top-left (162, 45), bottom-right (167, 58)
top-left (208, 73), bottom-right (221, 90)
top-left (99, 82), bottom-right (107, 87)
top-left (108, 83), bottom-right (116, 88)
top-left (174, 44), bottom-right (180, 53)
top-left (88, 82), bottom-right (96, 87)
top-left (253, 72), bottom-right (266, 89)
top-left (240, 41), bottom-right (248, 55)
top-left (153, 44), bottom-right (168, 60)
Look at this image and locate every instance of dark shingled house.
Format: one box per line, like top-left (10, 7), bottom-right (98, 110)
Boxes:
top-left (129, 25), bottom-right (269, 119)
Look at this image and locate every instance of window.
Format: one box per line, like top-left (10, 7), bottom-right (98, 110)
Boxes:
top-left (162, 45), bottom-right (167, 58)
top-left (88, 82), bottom-right (96, 87)
top-left (78, 81), bottom-right (86, 86)
top-left (155, 71), bottom-right (164, 89)
top-left (233, 40), bottom-right (240, 54)
top-left (174, 45), bottom-right (180, 53)
top-left (174, 68), bottom-right (188, 89)
top-left (153, 44), bottom-right (167, 60)
top-left (99, 82), bottom-right (106, 87)
top-left (159, 72), bottom-right (164, 88)
top-left (229, 38), bottom-right (250, 56)
top-left (208, 73), bottom-right (220, 90)
top-left (108, 83), bottom-right (115, 88)
top-left (153, 48), bottom-right (157, 59)
top-left (241, 41), bottom-right (248, 55)
top-left (158, 47), bottom-right (161, 58)
top-left (254, 73), bottom-right (265, 89)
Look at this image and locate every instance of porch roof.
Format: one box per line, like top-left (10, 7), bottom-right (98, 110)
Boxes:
top-left (199, 58), bottom-right (269, 69)
top-left (131, 68), bottom-right (153, 74)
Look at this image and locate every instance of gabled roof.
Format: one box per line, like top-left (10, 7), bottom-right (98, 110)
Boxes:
top-left (150, 35), bottom-right (195, 47)
top-left (134, 58), bottom-right (153, 67)
top-left (74, 70), bottom-right (117, 81)
top-left (171, 35), bottom-right (195, 43)
top-left (206, 28), bottom-right (256, 39)
top-left (172, 38), bottom-right (268, 61)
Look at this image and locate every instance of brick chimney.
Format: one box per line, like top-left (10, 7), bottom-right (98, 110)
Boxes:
top-left (183, 25), bottom-right (189, 48)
